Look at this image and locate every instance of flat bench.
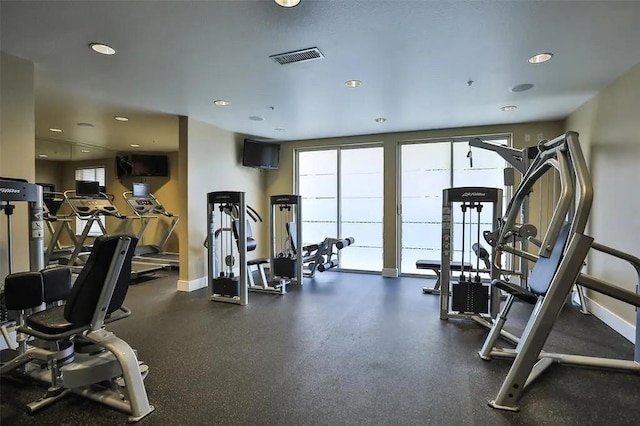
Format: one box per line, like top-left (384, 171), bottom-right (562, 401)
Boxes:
top-left (416, 260), bottom-right (473, 294)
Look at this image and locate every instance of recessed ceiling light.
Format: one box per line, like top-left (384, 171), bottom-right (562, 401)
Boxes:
top-left (375, 117), bottom-right (387, 123)
top-left (510, 83), bottom-right (535, 93)
top-left (345, 80), bottom-right (362, 88)
top-left (214, 100), bottom-right (230, 106)
top-left (500, 105), bottom-right (518, 112)
top-left (81, 149), bottom-right (91, 153)
top-left (275, 0), bottom-right (301, 7)
top-left (528, 52), bottom-right (553, 64)
top-left (249, 116), bottom-right (264, 121)
top-left (274, 128), bottom-right (285, 132)
top-left (114, 116), bottom-right (129, 122)
top-left (130, 144), bottom-right (140, 148)
top-left (49, 128), bottom-right (63, 133)
top-left (38, 154), bottom-right (49, 158)
top-left (77, 122), bottom-right (95, 127)
top-left (89, 43), bottom-right (116, 55)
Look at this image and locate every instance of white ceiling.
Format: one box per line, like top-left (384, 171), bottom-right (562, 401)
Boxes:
top-left (2, 0), bottom-right (640, 154)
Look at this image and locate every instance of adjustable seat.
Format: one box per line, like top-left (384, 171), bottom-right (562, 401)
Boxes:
top-left (1, 234), bottom-right (154, 422)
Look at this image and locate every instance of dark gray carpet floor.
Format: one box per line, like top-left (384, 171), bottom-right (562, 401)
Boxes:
top-left (2, 271), bottom-right (639, 425)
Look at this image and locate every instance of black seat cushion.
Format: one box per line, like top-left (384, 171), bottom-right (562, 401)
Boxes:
top-left (248, 258), bottom-right (269, 266)
top-left (25, 305), bottom-right (77, 334)
top-left (492, 279), bottom-right (538, 304)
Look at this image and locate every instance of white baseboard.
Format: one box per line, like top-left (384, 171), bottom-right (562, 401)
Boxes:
top-left (586, 296), bottom-right (636, 344)
top-left (382, 268), bottom-right (399, 278)
top-left (177, 276), bottom-right (207, 292)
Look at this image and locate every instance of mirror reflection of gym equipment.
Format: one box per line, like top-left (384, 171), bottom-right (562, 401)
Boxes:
top-left (123, 182), bottom-right (180, 268)
top-left (62, 181), bottom-right (167, 279)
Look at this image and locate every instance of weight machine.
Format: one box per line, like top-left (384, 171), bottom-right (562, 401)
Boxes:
top-left (206, 191), bottom-right (250, 305)
top-left (437, 187), bottom-right (503, 321)
top-left (480, 132), bottom-right (640, 411)
top-left (1, 178), bottom-right (45, 351)
top-left (246, 195), bottom-right (303, 295)
top-left (468, 136), bottom-right (589, 312)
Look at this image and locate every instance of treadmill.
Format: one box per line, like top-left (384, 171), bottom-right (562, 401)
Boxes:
top-left (42, 190), bottom-right (79, 265)
top-left (64, 180), bottom-right (168, 278)
top-left (122, 182), bottom-right (180, 268)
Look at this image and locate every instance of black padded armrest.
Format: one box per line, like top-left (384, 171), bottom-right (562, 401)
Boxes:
top-left (4, 272), bottom-right (43, 310)
top-left (492, 279), bottom-right (539, 304)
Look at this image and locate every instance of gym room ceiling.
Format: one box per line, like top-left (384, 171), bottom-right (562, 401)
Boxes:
top-left (2, 1), bottom-right (640, 157)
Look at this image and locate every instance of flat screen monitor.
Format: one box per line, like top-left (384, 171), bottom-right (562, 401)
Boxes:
top-left (242, 139), bottom-right (280, 170)
top-left (76, 180), bottom-right (100, 197)
top-left (132, 182), bottom-right (150, 198)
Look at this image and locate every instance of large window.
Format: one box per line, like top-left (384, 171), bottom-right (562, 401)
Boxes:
top-left (400, 136), bottom-right (509, 275)
top-left (75, 166), bottom-right (106, 237)
top-left (297, 146), bottom-right (384, 272)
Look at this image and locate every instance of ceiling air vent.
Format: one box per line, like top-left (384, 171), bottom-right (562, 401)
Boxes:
top-left (270, 47), bottom-right (324, 65)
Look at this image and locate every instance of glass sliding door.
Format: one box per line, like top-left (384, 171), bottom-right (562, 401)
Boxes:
top-left (298, 149), bottom-right (338, 245)
top-left (296, 145), bottom-right (384, 272)
top-left (399, 136), bottom-right (510, 276)
top-left (339, 147), bottom-right (384, 271)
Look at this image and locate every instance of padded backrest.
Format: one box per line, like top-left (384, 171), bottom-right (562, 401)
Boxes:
top-left (4, 272), bottom-right (43, 311)
top-left (286, 222), bottom-right (298, 253)
top-left (528, 222), bottom-right (572, 295)
top-left (232, 219), bottom-right (257, 252)
top-left (41, 267), bottom-right (72, 303)
top-left (64, 234), bottom-right (138, 325)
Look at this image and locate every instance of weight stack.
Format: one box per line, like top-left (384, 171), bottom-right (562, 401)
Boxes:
top-left (273, 257), bottom-right (296, 278)
top-left (212, 276), bottom-right (240, 297)
top-left (451, 280), bottom-right (489, 314)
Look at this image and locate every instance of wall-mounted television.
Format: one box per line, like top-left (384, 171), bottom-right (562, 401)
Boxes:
top-left (116, 154), bottom-right (169, 178)
top-left (242, 139), bottom-right (280, 170)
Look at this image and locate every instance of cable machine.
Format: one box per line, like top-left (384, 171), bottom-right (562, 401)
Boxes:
top-left (206, 191), bottom-right (248, 305)
top-left (268, 194), bottom-right (303, 291)
top-left (439, 186), bottom-right (503, 322)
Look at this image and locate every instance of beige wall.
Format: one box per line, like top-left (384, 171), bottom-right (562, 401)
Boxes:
top-left (266, 120), bottom-right (565, 273)
top-left (0, 52), bottom-right (35, 278)
top-left (566, 62), bottom-right (640, 330)
top-left (178, 117), bottom-right (266, 287)
top-left (35, 159), bottom-right (64, 190)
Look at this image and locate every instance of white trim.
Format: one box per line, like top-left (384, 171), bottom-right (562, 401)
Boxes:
top-left (586, 296), bottom-right (636, 344)
top-left (382, 268), bottom-right (399, 278)
top-left (177, 276), bottom-right (207, 292)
